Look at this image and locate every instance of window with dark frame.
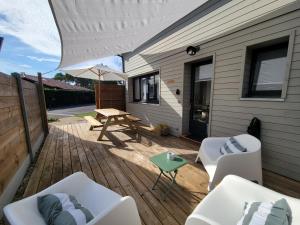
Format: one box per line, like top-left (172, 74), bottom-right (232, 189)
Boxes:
top-left (133, 71), bottom-right (159, 104)
top-left (243, 40), bottom-right (289, 98)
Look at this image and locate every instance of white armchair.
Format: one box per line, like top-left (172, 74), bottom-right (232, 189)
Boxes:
top-left (185, 175), bottom-right (300, 225)
top-left (3, 172), bottom-right (141, 225)
top-left (195, 134), bottom-right (262, 190)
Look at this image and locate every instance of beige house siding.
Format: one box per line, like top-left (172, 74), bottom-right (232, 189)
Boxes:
top-left (124, 1), bottom-right (300, 180)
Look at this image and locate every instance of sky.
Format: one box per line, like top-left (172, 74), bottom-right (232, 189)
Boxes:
top-left (0, 0), bottom-right (122, 78)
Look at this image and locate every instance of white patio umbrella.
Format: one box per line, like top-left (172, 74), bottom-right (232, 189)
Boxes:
top-left (61, 64), bottom-right (126, 81)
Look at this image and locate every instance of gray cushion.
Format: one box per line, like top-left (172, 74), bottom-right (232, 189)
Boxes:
top-left (237, 198), bottom-right (291, 225)
top-left (38, 193), bottom-right (94, 225)
top-left (220, 137), bottom-right (247, 155)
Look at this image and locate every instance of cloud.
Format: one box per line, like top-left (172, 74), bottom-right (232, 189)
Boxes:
top-left (19, 64), bottom-right (32, 68)
top-left (0, 0), bottom-right (60, 57)
top-left (0, 58), bottom-right (35, 74)
top-left (60, 56), bottom-right (123, 72)
top-left (27, 56), bottom-right (60, 63)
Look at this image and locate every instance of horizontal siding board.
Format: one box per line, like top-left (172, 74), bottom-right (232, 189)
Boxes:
top-left (213, 105), bottom-right (300, 119)
top-left (165, 0), bottom-right (284, 50)
top-left (138, 0), bottom-right (248, 53)
top-left (129, 0), bottom-right (293, 60)
top-left (212, 119), bottom-right (300, 142)
top-left (262, 157), bottom-right (300, 174)
top-left (126, 8), bottom-right (300, 69)
top-left (262, 151), bottom-right (300, 167)
top-left (286, 95), bottom-right (300, 102)
top-left (263, 142), bottom-right (300, 157)
top-left (213, 99), bottom-right (300, 110)
top-left (212, 110), bottom-right (300, 127)
top-left (214, 76), bottom-right (241, 84)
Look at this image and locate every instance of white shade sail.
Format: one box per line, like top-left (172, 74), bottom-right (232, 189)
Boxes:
top-left (61, 64), bottom-right (126, 81)
top-left (49, 0), bottom-right (208, 68)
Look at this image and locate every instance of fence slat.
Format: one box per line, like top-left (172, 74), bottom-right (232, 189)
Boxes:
top-left (37, 73), bottom-right (49, 135)
top-left (14, 73), bottom-right (33, 161)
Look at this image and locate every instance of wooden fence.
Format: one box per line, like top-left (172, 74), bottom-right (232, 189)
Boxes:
top-left (0, 72), bottom-right (48, 215)
top-left (95, 83), bottom-right (125, 110)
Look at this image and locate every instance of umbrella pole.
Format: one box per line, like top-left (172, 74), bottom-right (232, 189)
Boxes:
top-left (98, 69), bottom-right (101, 109)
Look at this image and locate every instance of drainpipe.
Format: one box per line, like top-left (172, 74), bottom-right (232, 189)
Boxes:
top-left (118, 54), bottom-right (126, 111)
top-left (118, 54), bottom-right (125, 73)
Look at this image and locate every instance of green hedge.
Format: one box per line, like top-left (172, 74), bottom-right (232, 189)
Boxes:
top-left (44, 89), bottom-right (95, 109)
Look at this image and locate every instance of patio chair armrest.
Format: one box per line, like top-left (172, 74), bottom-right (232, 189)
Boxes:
top-left (89, 196), bottom-right (141, 225)
top-left (197, 137), bottom-right (228, 162)
top-left (214, 152), bottom-right (262, 184)
top-left (201, 137), bottom-right (229, 146)
top-left (185, 214), bottom-right (221, 225)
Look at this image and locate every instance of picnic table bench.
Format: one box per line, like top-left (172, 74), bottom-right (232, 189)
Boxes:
top-left (84, 108), bottom-right (141, 141)
top-left (84, 116), bottom-right (103, 130)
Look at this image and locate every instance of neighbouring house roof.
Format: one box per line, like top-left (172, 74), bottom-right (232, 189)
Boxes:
top-left (22, 74), bottom-right (91, 91)
top-left (48, 0), bottom-right (209, 68)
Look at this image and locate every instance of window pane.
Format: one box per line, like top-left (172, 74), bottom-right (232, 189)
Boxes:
top-left (148, 75), bottom-right (155, 99)
top-left (134, 78), bottom-right (140, 100)
top-left (195, 63), bottom-right (213, 81)
top-left (253, 48), bottom-right (287, 92)
top-left (141, 77), bottom-right (147, 102)
top-left (132, 72), bottom-right (159, 104)
top-left (193, 80), bottom-right (211, 123)
top-left (155, 74), bottom-right (159, 102)
top-left (247, 42), bottom-right (288, 98)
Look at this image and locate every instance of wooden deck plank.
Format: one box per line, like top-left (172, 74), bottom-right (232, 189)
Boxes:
top-left (105, 129), bottom-right (190, 224)
top-left (81, 123), bottom-right (165, 225)
top-left (62, 125), bottom-right (72, 177)
top-left (51, 126), bottom-right (63, 184)
top-left (23, 126), bottom-right (54, 197)
top-left (67, 124), bottom-right (81, 173)
top-left (84, 125), bottom-right (123, 189)
top-left (110, 130), bottom-right (200, 213)
top-left (112, 142), bottom-right (189, 224)
top-left (112, 130), bottom-right (200, 213)
top-left (37, 126), bottom-right (58, 192)
top-left (125, 159), bottom-right (187, 219)
top-left (75, 123), bottom-right (110, 186)
top-left (123, 184), bottom-right (162, 225)
top-left (71, 124), bottom-right (94, 179)
top-left (115, 157), bottom-right (182, 225)
top-left (23, 122), bottom-right (300, 225)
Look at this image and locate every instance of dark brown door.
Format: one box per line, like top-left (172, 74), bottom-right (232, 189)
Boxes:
top-left (189, 60), bottom-right (213, 141)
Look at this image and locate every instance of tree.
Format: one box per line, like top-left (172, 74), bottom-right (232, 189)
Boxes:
top-left (54, 73), bottom-right (65, 81)
top-left (53, 72), bottom-right (94, 90)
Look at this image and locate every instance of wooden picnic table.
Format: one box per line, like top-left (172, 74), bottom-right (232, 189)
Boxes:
top-left (94, 108), bottom-right (136, 141)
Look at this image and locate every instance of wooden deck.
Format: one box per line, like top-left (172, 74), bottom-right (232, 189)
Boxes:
top-left (24, 122), bottom-right (300, 225)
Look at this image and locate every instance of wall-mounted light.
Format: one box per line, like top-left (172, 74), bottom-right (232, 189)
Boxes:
top-left (186, 45), bottom-right (200, 56)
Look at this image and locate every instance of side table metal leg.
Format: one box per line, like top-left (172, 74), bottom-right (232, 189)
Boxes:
top-left (163, 170), bottom-right (177, 201)
top-left (152, 169), bottom-right (163, 190)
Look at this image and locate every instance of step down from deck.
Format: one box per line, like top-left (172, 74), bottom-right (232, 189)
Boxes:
top-left (84, 116), bottom-right (103, 130)
top-left (126, 115), bottom-right (141, 122)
